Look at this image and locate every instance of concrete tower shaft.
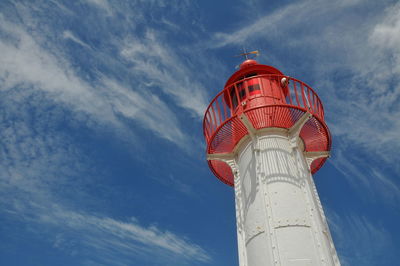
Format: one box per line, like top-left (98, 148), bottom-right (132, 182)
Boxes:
top-left (233, 127), bottom-right (339, 265)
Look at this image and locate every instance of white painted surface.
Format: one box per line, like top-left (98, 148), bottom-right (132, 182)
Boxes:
top-left (233, 132), bottom-right (340, 266)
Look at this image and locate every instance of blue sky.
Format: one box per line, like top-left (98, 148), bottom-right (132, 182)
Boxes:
top-left (0, 0), bottom-right (399, 265)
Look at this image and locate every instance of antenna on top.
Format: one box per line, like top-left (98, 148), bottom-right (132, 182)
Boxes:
top-left (234, 48), bottom-right (260, 60)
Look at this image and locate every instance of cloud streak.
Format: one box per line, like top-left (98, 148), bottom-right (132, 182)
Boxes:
top-left (0, 5), bottom-right (210, 263)
top-left (37, 205), bottom-right (212, 265)
top-left (0, 13), bottom-right (190, 147)
top-left (0, 88), bottom-right (210, 265)
top-left (119, 30), bottom-right (209, 118)
top-left (63, 30), bottom-right (92, 49)
top-left (4, 196), bottom-right (211, 265)
top-left (327, 211), bottom-right (395, 266)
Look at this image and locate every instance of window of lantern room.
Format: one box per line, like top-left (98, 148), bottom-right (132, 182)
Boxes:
top-left (245, 73), bottom-right (261, 97)
top-left (248, 83), bottom-right (261, 95)
top-left (237, 82), bottom-right (246, 100)
top-left (228, 73), bottom-right (262, 110)
top-left (229, 86), bottom-right (238, 109)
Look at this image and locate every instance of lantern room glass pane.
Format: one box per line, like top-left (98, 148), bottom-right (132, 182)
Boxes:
top-left (230, 87), bottom-right (238, 109)
top-left (248, 84), bottom-right (261, 93)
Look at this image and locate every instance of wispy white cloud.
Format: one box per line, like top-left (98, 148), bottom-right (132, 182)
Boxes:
top-left (211, 0), bottom-right (363, 48)
top-left (369, 3), bottom-right (400, 63)
top-left (63, 30), bottom-right (92, 49)
top-left (84, 0), bottom-right (113, 16)
top-left (322, 3), bottom-right (400, 200)
top-left (0, 91), bottom-right (210, 265)
top-left (101, 77), bottom-right (188, 145)
top-left (0, 2), bottom-right (213, 263)
top-left (119, 30), bottom-right (209, 118)
top-left (211, 1), bottom-right (300, 48)
top-left (329, 147), bottom-right (400, 206)
top-left (0, 14), bottom-right (114, 122)
top-left (151, 174), bottom-right (195, 197)
top-left (0, 13), bottom-right (189, 147)
top-left (327, 211), bottom-right (395, 266)
top-left (37, 205), bottom-right (212, 265)
top-left (4, 195), bottom-right (211, 265)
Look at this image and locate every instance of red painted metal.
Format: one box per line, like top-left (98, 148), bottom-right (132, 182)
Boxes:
top-left (203, 60), bottom-right (331, 186)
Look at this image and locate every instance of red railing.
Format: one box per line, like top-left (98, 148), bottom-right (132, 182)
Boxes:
top-left (203, 74), bottom-right (331, 185)
top-left (203, 75), bottom-right (325, 143)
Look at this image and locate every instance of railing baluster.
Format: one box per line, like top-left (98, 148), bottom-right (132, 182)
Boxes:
top-left (234, 83), bottom-right (240, 111)
top-left (300, 83), bottom-right (309, 110)
top-left (207, 111), bottom-right (212, 137)
top-left (269, 78), bottom-right (275, 104)
top-left (293, 81), bottom-right (300, 107)
top-left (215, 98), bottom-right (222, 127)
top-left (258, 77), bottom-right (263, 97)
top-left (211, 104), bottom-right (217, 133)
top-left (222, 95), bottom-right (228, 121)
top-left (228, 91), bottom-right (234, 117)
top-left (321, 99), bottom-right (324, 118)
top-left (318, 99), bottom-right (322, 119)
top-left (313, 93), bottom-right (317, 116)
top-left (205, 113), bottom-right (211, 140)
top-left (307, 86), bottom-right (314, 113)
top-left (287, 77), bottom-right (293, 105)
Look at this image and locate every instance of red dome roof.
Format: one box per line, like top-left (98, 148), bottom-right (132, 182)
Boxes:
top-left (224, 59), bottom-right (284, 88)
top-left (239, 59), bottom-right (258, 69)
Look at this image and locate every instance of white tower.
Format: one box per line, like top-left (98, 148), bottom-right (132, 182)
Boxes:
top-left (203, 57), bottom-right (340, 266)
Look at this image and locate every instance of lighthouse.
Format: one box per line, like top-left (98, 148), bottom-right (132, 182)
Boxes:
top-left (203, 54), bottom-right (340, 266)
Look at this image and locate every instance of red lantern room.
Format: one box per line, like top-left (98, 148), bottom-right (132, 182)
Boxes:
top-left (203, 57), bottom-right (331, 186)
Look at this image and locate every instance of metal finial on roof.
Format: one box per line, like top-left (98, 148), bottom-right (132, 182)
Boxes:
top-left (234, 48), bottom-right (260, 60)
